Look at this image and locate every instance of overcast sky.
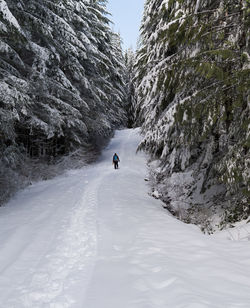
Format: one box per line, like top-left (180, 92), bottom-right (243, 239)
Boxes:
top-left (106, 0), bottom-right (145, 50)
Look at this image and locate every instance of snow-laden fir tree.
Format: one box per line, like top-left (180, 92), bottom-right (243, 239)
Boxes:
top-left (135, 0), bottom-right (250, 231)
top-left (124, 48), bottom-right (137, 127)
top-left (0, 0), bottom-right (127, 204)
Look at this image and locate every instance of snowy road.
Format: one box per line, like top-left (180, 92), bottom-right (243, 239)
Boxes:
top-left (1, 129), bottom-right (250, 308)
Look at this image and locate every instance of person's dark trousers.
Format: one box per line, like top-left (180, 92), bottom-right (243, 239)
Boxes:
top-left (114, 161), bottom-right (118, 169)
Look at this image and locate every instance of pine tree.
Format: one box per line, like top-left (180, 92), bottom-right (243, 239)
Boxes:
top-left (135, 0), bottom-right (250, 230)
top-left (0, 0), bottom-right (127, 204)
top-left (124, 48), bottom-right (136, 127)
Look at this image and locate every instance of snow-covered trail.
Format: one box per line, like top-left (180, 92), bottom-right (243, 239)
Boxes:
top-left (1, 129), bottom-right (250, 308)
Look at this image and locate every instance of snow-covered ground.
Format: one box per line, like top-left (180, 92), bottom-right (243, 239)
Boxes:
top-left (1, 128), bottom-right (250, 308)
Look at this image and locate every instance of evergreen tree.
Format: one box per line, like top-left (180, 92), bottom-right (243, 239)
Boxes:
top-left (135, 0), bottom-right (250, 230)
top-left (124, 48), bottom-right (136, 127)
top-left (0, 0), bottom-right (127, 204)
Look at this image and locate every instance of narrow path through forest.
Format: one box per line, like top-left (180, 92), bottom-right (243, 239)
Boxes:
top-left (0, 129), bottom-right (250, 308)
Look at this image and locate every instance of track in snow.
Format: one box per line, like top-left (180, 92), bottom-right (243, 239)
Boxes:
top-left (0, 128), bottom-right (250, 308)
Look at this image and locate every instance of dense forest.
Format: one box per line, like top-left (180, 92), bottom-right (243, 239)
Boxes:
top-left (135, 0), bottom-right (249, 231)
top-left (0, 0), bottom-right (129, 204)
top-left (0, 0), bottom-right (249, 232)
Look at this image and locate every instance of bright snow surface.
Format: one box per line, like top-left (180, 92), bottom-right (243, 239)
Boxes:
top-left (1, 128), bottom-right (250, 308)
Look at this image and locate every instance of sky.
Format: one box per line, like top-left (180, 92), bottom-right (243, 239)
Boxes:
top-left (106, 0), bottom-right (145, 50)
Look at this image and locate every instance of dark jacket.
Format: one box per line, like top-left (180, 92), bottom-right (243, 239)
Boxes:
top-left (113, 154), bottom-right (120, 162)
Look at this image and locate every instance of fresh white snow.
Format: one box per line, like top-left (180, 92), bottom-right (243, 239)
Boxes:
top-left (0, 0), bottom-right (21, 30)
top-left (0, 128), bottom-right (250, 308)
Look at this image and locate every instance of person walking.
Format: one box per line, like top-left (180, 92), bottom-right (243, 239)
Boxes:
top-left (112, 153), bottom-right (120, 169)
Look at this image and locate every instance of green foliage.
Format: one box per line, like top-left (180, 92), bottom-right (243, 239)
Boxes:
top-left (135, 0), bottom-right (250, 229)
